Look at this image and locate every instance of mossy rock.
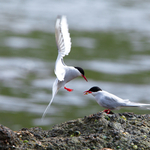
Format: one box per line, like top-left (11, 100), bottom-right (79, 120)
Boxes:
top-left (0, 112), bottom-right (150, 150)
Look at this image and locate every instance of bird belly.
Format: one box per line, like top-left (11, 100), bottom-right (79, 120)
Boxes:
top-left (99, 101), bottom-right (117, 110)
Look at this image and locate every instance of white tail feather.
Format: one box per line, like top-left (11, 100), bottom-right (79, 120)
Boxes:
top-left (42, 79), bottom-right (58, 119)
top-left (125, 102), bottom-right (150, 109)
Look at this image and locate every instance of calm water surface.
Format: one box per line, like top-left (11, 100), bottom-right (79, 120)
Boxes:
top-left (0, 0), bottom-right (150, 130)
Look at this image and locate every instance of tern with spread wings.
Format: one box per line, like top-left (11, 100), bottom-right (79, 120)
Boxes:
top-left (42, 16), bottom-right (88, 118)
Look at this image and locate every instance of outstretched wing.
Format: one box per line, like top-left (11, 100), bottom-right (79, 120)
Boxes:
top-left (55, 16), bottom-right (71, 81)
top-left (55, 15), bottom-right (71, 57)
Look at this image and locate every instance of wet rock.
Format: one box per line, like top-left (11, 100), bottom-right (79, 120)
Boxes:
top-left (0, 112), bottom-right (150, 149)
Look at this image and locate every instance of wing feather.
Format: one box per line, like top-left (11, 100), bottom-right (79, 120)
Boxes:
top-left (55, 16), bottom-right (71, 57)
top-left (55, 15), bottom-right (71, 81)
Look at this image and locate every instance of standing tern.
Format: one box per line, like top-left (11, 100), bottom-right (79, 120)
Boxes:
top-left (42, 16), bottom-right (88, 118)
top-left (84, 86), bottom-right (150, 114)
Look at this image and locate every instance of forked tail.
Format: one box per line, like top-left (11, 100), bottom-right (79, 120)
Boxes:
top-left (138, 103), bottom-right (150, 109)
top-left (42, 79), bottom-right (58, 119)
top-left (125, 102), bottom-right (150, 109)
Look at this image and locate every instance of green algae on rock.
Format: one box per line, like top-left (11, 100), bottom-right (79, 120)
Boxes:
top-left (0, 112), bottom-right (150, 149)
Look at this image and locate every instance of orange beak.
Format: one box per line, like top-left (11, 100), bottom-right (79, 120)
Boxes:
top-left (84, 90), bottom-right (92, 95)
top-left (82, 75), bottom-right (88, 82)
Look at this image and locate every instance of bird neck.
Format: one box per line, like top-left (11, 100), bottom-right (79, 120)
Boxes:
top-left (92, 91), bottom-right (102, 101)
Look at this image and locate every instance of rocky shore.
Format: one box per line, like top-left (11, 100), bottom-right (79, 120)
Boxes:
top-left (0, 112), bottom-right (150, 150)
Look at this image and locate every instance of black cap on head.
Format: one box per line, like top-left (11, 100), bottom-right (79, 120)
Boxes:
top-left (74, 67), bottom-right (85, 76)
top-left (89, 86), bottom-right (102, 92)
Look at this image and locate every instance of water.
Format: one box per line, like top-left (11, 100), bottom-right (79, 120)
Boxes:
top-left (0, 0), bottom-right (150, 130)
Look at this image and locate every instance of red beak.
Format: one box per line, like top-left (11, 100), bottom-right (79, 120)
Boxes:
top-left (82, 75), bottom-right (88, 82)
top-left (84, 90), bottom-right (92, 95)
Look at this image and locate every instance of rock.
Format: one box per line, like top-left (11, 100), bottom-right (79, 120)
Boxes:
top-left (0, 112), bottom-right (150, 149)
top-left (0, 125), bottom-right (18, 149)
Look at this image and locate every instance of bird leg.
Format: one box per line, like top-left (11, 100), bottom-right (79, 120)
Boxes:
top-left (64, 87), bottom-right (73, 92)
top-left (103, 109), bottom-right (111, 114)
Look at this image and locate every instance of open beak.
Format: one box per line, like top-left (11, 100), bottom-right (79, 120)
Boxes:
top-left (84, 90), bottom-right (91, 95)
top-left (82, 75), bottom-right (88, 82)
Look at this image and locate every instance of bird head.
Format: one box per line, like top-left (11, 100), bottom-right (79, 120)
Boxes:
top-left (84, 86), bottom-right (102, 95)
top-left (74, 67), bottom-right (88, 81)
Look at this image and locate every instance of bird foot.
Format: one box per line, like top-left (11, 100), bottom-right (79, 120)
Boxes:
top-left (103, 109), bottom-right (111, 114)
top-left (64, 87), bottom-right (73, 92)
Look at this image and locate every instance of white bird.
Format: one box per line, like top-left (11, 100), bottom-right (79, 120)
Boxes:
top-left (84, 86), bottom-right (150, 114)
top-left (42, 16), bottom-right (88, 118)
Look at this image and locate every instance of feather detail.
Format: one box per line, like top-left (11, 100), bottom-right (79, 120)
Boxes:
top-left (55, 15), bottom-right (71, 81)
top-left (124, 102), bottom-right (150, 108)
top-left (55, 16), bottom-right (71, 57)
top-left (42, 79), bottom-right (59, 119)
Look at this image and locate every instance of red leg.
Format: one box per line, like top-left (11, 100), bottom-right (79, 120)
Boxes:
top-left (107, 109), bottom-right (111, 114)
top-left (103, 109), bottom-right (111, 114)
top-left (64, 87), bottom-right (73, 92)
top-left (103, 109), bottom-right (109, 113)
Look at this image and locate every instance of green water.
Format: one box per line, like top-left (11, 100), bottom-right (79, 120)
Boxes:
top-left (0, 29), bottom-right (150, 130)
